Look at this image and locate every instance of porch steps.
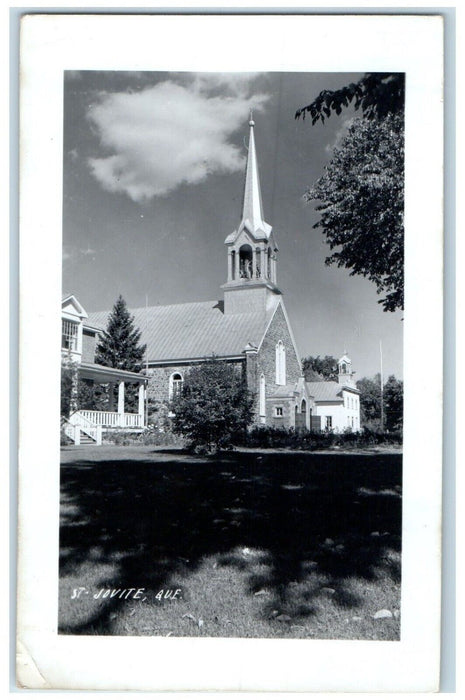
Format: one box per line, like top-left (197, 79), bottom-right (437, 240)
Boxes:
top-left (78, 431), bottom-right (97, 445)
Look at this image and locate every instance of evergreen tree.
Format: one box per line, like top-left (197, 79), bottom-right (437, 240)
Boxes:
top-left (95, 295), bottom-right (146, 371)
top-left (95, 295), bottom-right (146, 412)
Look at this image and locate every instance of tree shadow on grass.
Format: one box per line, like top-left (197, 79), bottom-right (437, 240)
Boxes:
top-left (59, 449), bottom-right (402, 635)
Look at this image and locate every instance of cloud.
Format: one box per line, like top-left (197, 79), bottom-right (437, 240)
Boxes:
top-left (325, 117), bottom-right (355, 154)
top-left (86, 77), bottom-right (269, 201)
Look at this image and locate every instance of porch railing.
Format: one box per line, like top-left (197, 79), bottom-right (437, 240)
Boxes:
top-left (71, 409), bottom-right (144, 429)
top-left (62, 415), bottom-right (102, 445)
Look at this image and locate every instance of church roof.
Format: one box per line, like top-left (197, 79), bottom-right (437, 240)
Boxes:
top-left (86, 299), bottom-right (277, 364)
top-left (269, 383), bottom-right (300, 399)
top-left (306, 381), bottom-right (359, 402)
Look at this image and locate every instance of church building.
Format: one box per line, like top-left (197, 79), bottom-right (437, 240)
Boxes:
top-left (62, 117), bottom-right (360, 442)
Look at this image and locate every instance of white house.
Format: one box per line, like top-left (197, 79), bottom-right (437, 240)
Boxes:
top-left (307, 356), bottom-right (361, 432)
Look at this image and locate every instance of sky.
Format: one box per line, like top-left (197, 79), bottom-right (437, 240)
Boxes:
top-left (62, 71), bottom-right (403, 380)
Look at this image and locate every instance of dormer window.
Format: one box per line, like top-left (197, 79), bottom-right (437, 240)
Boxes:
top-left (62, 319), bottom-right (78, 351)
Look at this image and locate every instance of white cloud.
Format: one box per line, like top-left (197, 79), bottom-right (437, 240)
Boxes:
top-left (87, 77), bottom-right (269, 202)
top-left (325, 117), bottom-right (355, 154)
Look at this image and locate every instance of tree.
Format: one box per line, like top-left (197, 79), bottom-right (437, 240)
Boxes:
top-left (296, 72), bottom-right (404, 312)
top-left (383, 375), bottom-right (403, 431)
top-left (356, 373), bottom-right (403, 431)
top-left (171, 359), bottom-right (254, 452)
top-left (95, 295), bottom-right (146, 411)
top-left (95, 295), bottom-right (146, 371)
top-left (302, 355), bottom-right (338, 382)
top-left (295, 72), bottom-right (404, 124)
top-left (61, 357), bottom-right (79, 417)
top-left (304, 114), bottom-right (404, 312)
top-left (356, 374), bottom-right (382, 428)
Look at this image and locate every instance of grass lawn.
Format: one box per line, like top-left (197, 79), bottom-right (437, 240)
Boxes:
top-left (59, 445), bottom-right (402, 640)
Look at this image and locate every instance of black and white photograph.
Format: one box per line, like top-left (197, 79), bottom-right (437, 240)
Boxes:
top-left (59, 69), bottom-right (404, 641)
top-left (17, 14), bottom-right (443, 691)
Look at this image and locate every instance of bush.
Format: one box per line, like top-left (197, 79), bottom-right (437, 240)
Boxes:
top-left (171, 359), bottom-right (254, 452)
top-left (244, 425), bottom-right (402, 450)
top-left (137, 425), bottom-right (183, 447)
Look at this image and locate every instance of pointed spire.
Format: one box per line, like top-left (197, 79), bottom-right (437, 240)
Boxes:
top-left (240, 115), bottom-right (272, 239)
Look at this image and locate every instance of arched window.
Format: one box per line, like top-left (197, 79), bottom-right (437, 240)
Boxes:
top-left (239, 244), bottom-right (253, 279)
top-left (301, 399), bottom-right (307, 414)
top-left (275, 341), bottom-right (286, 385)
top-left (259, 373), bottom-right (266, 418)
top-left (169, 372), bottom-right (183, 401)
top-left (341, 363), bottom-right (347, 374)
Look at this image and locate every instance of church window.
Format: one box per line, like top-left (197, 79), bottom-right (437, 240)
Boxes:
top-left (267, 247), bottom-right (272, 279)
top-left (325, 416), bottom-right (333, 429)
top-left (259, 374), bottom-right (266, 417)
top-left (62, 319), bottom-right (78, 351)
top-left (275, 406), bottom-right (283, 417)
top-left (275, 340), bottom-right (286, 385)
top-left (341, 363), bottom-right (347, 374)
top-left (169, 372), bottom-right (183, 401)
top-left (231, 250), bottom-right (236, 280)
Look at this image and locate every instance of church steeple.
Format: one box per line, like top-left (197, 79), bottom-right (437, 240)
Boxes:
top-left (240, 113), bottom-right (272, 239)
top-left (222, 116), bottom-right (280, 315)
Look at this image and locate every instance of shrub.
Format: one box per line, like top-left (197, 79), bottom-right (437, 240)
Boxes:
top-left (244, 426), bottom-right (402, 450)
top-left (171, 359), bottom-right (254, 452)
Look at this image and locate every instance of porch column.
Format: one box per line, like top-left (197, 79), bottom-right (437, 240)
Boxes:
top-left (118, 381), bottom-right (125, 426)
top-left (138, 383), bottom-right (145, 426)
top-left (108, 382), bottom-right (115, 411)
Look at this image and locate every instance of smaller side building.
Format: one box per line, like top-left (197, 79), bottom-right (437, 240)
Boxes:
top-left (307, 355), bottom-right (361, 432)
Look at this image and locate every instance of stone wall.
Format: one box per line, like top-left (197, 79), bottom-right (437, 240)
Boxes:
top-left (252, 303), bottom-right (302, 425)
top-left (145, 359), bottom-right (245, 428)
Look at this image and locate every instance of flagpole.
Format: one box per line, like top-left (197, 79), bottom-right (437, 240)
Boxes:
top-left (380, 340), bottom-right (384, 432)
top-left (145, 293), bottom-right (149, 427)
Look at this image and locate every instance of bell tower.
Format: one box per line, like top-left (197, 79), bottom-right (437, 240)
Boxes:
top-left (337, 354), bottom-right (356, 387)
top-left (222, 115), bottom-right (281, 315)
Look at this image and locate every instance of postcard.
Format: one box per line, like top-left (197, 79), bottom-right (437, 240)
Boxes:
top-left (17, 13), bottom-right (443, 691)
